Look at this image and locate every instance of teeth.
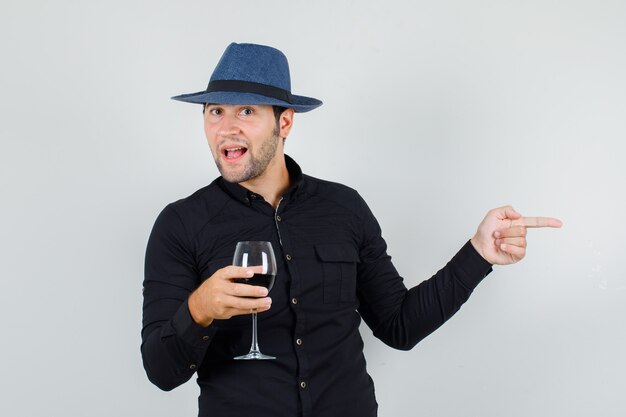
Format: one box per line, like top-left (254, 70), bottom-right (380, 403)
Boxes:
top-left (223, 147), bottom-right (246, 159)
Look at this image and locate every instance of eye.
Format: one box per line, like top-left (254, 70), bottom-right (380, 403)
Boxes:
top-left (208, 108), bottom-right (222, 116)
top-left (239, 107), bottom-right (254, 116)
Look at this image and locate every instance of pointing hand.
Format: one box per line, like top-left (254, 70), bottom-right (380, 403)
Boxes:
top-left (470, 205), bottom-right (562, 265)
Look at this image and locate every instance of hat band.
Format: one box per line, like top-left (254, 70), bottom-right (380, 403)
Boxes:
top-left (206, 80), bottom-right (293, 103)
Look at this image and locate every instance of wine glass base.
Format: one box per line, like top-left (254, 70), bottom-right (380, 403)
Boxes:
top-left (233, 351), bottom-right (276, 360)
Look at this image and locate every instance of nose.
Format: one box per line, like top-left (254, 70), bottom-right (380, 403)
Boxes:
top-left (216, 113), bottom-right (242, 137)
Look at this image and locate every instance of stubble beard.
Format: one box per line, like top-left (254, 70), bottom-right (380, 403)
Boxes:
top-left (216, 124), bottom-right (281, 184)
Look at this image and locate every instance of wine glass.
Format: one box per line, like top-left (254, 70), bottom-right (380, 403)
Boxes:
top-left (232, 241), bottom-right (277, 360)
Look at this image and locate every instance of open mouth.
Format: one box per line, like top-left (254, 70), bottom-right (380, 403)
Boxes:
top-left (224, 147), bottom-right (248, 160)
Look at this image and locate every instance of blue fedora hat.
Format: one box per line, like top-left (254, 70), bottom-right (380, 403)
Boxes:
top-left (171, 43), bottom-right (322, 113)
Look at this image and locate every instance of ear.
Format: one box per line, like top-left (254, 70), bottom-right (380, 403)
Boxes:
top-left (278, 108), bottom-right (295, 138)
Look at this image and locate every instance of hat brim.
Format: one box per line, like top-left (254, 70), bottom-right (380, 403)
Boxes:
top-left (171, 91), bottom-right (322, 113)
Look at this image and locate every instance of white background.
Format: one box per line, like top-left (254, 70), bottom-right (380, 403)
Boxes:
top-left (1, 1), bottom-right (625, 416)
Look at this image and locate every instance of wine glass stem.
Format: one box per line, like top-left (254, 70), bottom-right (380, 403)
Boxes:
top-left (250, 312), bottom-right (260, 353)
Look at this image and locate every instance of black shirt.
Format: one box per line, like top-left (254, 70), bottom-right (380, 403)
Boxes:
top-left (141, 155), bottom-right (492, 417)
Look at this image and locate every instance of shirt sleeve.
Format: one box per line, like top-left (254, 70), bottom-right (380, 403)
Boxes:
top-left (355, 197), bottom-right (493, 351)
top-left (141, 204), bottom-right (217, 391)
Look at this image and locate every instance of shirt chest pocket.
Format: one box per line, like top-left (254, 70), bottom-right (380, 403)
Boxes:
top-left (315, 243), bottom-right (360, 304)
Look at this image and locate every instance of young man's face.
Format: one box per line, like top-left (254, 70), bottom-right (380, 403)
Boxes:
top-left (203, 104), bottom-right (292, 184)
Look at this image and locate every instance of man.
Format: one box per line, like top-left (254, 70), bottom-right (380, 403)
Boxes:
top-left (141, 43), bottom-right (561, 417)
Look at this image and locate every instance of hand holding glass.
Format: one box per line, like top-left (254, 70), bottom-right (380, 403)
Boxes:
top-left (232, 241), bottom-right (277, 360)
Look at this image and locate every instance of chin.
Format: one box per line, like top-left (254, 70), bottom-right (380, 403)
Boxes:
top-left (220, 169), bottom-right (249, 184)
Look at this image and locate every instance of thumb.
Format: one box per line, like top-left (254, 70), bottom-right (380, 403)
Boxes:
top-left (501, 205), bottom-right (522, 220)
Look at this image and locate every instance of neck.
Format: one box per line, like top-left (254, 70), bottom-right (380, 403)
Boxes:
top-left (239, 153), bottom-right (290, 209)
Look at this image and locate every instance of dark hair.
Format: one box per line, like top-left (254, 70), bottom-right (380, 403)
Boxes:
top-left (272, 106), bottom-right (288, 124)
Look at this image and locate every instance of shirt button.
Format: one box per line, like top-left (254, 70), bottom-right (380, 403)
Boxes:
top-left (276, 215), bottom-right (282, 221)
top-left (285, 254), bottom-right (292, 261)
top-left (202, 335), bottom-right (210, 341)
top-left (291, 298), bottom-right (298, 305)
top-left (296, 338), bottom-right (303, 346)
top-left (189, 364), bottom-right (197, 370)
top-left (300, 381), bottom-right (307, 389)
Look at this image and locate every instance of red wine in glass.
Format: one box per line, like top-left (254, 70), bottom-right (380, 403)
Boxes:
top-left (232, 241), bottom-right (277, 360)
top-left (234, 273), bottom-right (275, 291)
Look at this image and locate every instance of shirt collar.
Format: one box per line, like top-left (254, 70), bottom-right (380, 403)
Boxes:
top-left (217, 154), bottom-right (304, 206)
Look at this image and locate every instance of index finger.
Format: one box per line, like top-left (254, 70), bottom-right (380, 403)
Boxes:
top-left (512, 217), bottom-right (563, 228)
top-left (218, 265), bottom-right (255, 280)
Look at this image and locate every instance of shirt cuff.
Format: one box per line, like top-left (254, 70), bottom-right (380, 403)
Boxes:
top-left (170, 299), bottom-right (217, 348)
top-left (449, 240), bottom-right (493, 289)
